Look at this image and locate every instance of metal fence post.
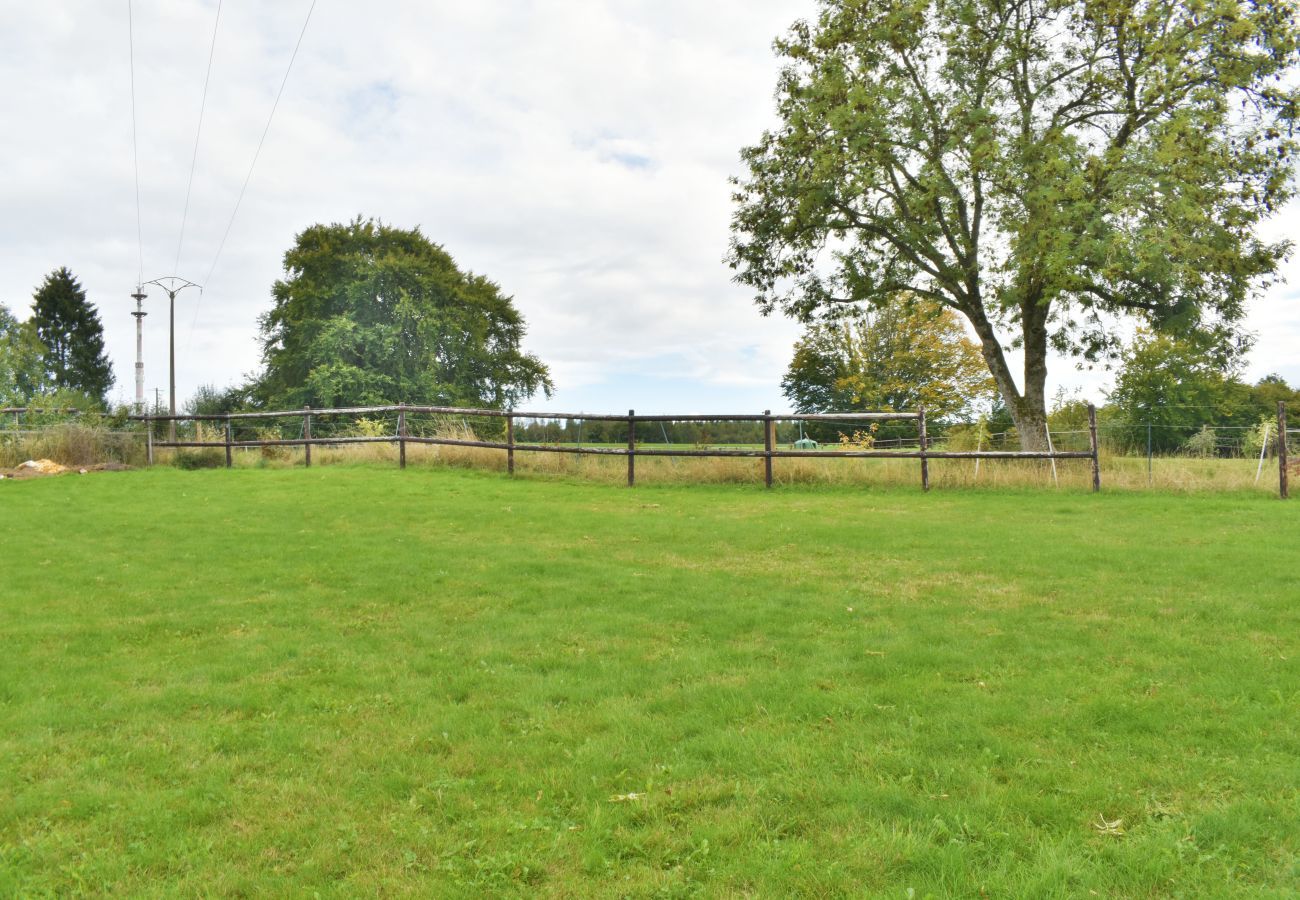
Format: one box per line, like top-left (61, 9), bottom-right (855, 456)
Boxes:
top-left (146, 419), bottom-right (154, 466)
top-left (918, 406), bottom-right (930, 491)
top-left (1088, 403), bottom-right (1100, 492)
top-left (304, 406), bottom-right (312, 468)
top-left (398, 405), bottom-right (407, 470)
top-left (506, 411), bottom-right (515, 475)
top-left (1280, 401), bottom-right (1289, 500)
top-left (763, 409), bottom-right (773, 488)
top-left (627, 409), bottom-right (635, 487)
top-left (225, 416), bottom-right (233, 469)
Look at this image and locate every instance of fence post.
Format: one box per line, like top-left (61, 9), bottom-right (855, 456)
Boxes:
top-left (918, 406), bottom-right (930, 491)
top-left (506, 411), bottom-right (515, 476)
top-left (763, 409), bottom-right (774, 488)
top-left (146, 418), bottom-right (154, 466)
top-left (1088, 404), bottom-right (1100, 493)
top-left (225, 416), bottom-right (233, 469)
top-left (304, 406), bottom-right (312, 468)
top-left (399, 405), bottom-right (407, 470)
top-left (627, 409), bottom-right (636, 487)
top-left (1280, 401), bottom-right (1289, 500)
top-left (1147, 421), bottom-right (1153, 486)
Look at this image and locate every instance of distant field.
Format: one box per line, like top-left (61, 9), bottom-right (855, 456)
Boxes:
top-left (1, 468), bottom-right (1297, 896)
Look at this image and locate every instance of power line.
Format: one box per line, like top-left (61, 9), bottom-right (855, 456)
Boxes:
top-left (127, 0), bottom-right (144, 285)
top-left (202, 0), bottom-right (317, 289)
top-left (173, 0), bottom-right (223, 275)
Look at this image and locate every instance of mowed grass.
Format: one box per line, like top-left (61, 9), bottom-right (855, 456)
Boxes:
top-left (1, 469), bottom-right (1297, 897)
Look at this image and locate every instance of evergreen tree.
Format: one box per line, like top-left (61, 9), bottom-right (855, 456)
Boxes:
top-left (30, 267), bottom-right (114, 403)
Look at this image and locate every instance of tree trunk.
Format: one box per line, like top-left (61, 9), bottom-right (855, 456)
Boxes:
top-left (1017, 298), bottom-right (1051, 452)
top-left (962, 299), bottom-right (1051, 452)
top-left (1008, 397), bottom-right (1049, 452)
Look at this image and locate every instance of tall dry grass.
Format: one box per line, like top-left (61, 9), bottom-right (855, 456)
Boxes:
top-left (223, 438), bottom-right (1286, 495)
top-left (122, 416), bottom-right (1291, 494)
top-left (0, 424), bottom-right (147, 468)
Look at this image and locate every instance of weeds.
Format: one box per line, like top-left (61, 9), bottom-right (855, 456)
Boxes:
top-left (0, 422), bottom-right (145, 468)
top-left (4, 416), bottom-right (1287, 493)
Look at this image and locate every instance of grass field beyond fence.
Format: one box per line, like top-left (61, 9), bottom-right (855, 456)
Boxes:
top-left (1, 468), bottom-right (1297, 896)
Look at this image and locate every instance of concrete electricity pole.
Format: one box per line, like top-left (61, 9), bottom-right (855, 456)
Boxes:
top-left (141, 276), bottom-right (201, 442)
top-left (131, 287), bottom-right (148, 414)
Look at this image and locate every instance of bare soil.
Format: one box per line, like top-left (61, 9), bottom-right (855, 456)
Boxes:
top-left (0, 460), bottom-right (130, 480)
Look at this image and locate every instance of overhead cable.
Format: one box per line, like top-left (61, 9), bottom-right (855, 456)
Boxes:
top-left (202, 0), bottom-right (317, 289)
top-left (128, 0), bottom-right (145, 284)
top-left (173, 0), bottom-right (223, 274)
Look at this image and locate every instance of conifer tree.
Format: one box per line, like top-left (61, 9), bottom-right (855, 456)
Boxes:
top-left (30, 267), bottom-right (114, 403)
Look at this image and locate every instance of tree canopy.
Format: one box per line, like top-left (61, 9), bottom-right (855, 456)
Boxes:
top-left (1106, 331), bottom-right (1296, 451)
top-left (253, 219), bottom-right (553, 410)
top-left (30, 267), bottom-right (114, 404)
top-left (730, 0), bottom-right (1299, 448)
top-left (0, 305), bottom-right (46, 405)
top-left (782, 297), bottom-right (994, 423)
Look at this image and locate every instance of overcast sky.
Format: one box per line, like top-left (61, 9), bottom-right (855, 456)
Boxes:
top-left (2, 1), bottom-right (1297, 415)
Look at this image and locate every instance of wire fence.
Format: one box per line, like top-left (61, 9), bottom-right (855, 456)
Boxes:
top-left (2, 403), bottom-right (1291, 496)
top-left (110, 403), bottom-right (1099, 492)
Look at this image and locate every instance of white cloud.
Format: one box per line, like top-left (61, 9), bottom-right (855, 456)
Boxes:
top-left (0, 0), bottom-right (1295, 416)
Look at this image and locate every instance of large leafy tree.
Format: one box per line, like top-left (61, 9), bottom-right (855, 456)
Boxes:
top-left (254, 219), bottom-right (553, 409)
top-left (1106, 330), bottom-right (1253, 450)
top-left (783, 297), bottom-right (994, 421)
top-left (30, 268), bottom-right (114, 404)
top-left (0, 305), bottom-right (47, 404)
top-left (730, 0), bottom-right (1298, 449)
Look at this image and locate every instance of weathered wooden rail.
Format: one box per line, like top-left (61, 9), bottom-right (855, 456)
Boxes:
top-left (126, 403), bottom-right (1105, 492)
top-left (8, 401), bottom-right (1293, 496)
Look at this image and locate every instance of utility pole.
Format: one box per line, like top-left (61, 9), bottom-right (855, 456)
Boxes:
top-left (141, 276), bottom-right (201, 442)
top-left (130, 287), bottom-right (148, 414)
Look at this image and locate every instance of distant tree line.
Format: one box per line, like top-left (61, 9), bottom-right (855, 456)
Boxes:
top-left (511, 417), bottom-right (774, 446)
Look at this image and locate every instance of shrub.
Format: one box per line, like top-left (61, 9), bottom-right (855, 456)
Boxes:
top-left (174, 449), bottom-right (225, 470)
top-left (257, 426), bottom-right (291, 460)
top-left (352, 417), bottom-right (390, 438)
top-left (1182, 426), bottom-right (1219, 458)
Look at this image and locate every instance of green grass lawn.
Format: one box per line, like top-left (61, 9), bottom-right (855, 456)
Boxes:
top-left (2, 468), bottom-right (1297, 897)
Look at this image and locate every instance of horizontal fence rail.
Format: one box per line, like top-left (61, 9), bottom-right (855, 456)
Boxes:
top-left (117, 403), bottom-right (1112, 492)
top-left (7, 401), bottom-right (1292, 496)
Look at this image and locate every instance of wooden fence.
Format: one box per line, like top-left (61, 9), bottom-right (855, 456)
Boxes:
top-left (125, 403), bottom-right (1106, 492)
top-left (8, 401), bottom-right (1295, 495)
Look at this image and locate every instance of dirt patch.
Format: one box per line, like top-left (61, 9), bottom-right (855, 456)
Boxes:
top-left (0, 460), bottom-right (130, 481)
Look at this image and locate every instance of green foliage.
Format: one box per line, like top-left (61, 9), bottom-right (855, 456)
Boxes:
top-left (783, 297), bottom-right (994, 427)
top-left (3, 469), bottom-right (1298, 893)
top-left (184, 383), bottom-right (251, 417)
top-left (29, 268), bottom-right (114, 404)
top-left (12, 388), bottom-right (111, 426)
top-left (253, 218), bottom-right (553, 410)
top-left (1240, 416), bottom-right (1276, 457)
top-left (172, 449), bottom-right (225, 470)
top-left (1182, 425), bottom-right (1220, 458)
top-left (730, 0), bottom-right (1299, 447)
top-left (1106, 331), bottom-right (1258, 451)
top-left (351, 416), bottom-right (390, 438)
top-left (1248, 373), bottom-right (1300, 416)
top-left (1047, 391), bottom-right (1092, 434)
top-left (0, 305), bottom-right (46, 404)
